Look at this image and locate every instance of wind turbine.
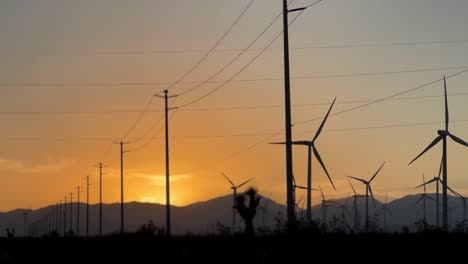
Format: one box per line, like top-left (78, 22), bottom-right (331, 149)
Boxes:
top-left (319, 185), bottom-right (336, 226)
top-left (415, 174), bottom-right (435, 226)
top-left (221, 172), bottom-right (254, 234)
top-left (408, 76), bottom-right (468, 231)
top-left (270, 98), bottom-right (336, 225)
top-left (348, 162), bottom-right (385, 232)
top-left (337, 193), bottom-right (352, 229)
top-left (381, 193), bottom-right (392, 232)
top-left (349, 179), bottom-right (365, 232)
top-left (415, 158), bottom-right (443, 228)
top-left (446, 187), bottom-right (468, 225)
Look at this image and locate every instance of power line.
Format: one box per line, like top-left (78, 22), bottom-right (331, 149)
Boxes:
top-left (2, 65), bottom-right (465, 88)
top-left (176, 8), bottom-right (306, 108)
top-left (166, 0), bottom-right (256, 90)
top-left (4, 40), bottom-right (464, 57)
top-left (4, 91), bottom-right (467, 115)
top-left (175, 2), bottom-right (288, 96)
top-left (294, 68), bottom-right (468, 126)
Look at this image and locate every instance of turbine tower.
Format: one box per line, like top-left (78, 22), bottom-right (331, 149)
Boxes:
top-left (221, 172), bottom-right (254, 234)
top-left (415, 174), bottom-right (435, 226)
top-left (348, 162), bottom-right (385, 232)
top-left (409, 76), bottom-right (468, 231)
top-left (381, 193), bottom-right (392, 232)
top-left (270, 98), bottom-right (336, 225)
top-left (349, 179), bottom-right (365, 232)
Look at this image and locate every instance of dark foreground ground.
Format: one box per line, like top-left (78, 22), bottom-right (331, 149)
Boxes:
top-left (0, 233), bottom-right (466, 262)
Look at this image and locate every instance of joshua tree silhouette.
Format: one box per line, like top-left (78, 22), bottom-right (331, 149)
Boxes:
top-left (235, 187), bottom-right (261, 236)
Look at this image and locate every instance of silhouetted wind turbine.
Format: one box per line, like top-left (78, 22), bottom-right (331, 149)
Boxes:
top-left (447, 187), bottom-right (468, 224)
top-left (381, 193), bottom-right (391, 231)
top-left (221, 172), bottom-right (254, 234)
top-left (349, 179), bottom-right (365, 232)
top-left (415, 158), bottom-right (443, 228)
top-left (319, 185), bottom-right (335, 226)
top-left (270, 98), bottom-right (336, 225)
top-left (348, 162), bottom-right (385, 232)
top-left (338, 193), bottom-right (352, 228)
top-left (415, 174), bottom-right (435, 225)
top-left (408, 76), bottom-right (468, 231)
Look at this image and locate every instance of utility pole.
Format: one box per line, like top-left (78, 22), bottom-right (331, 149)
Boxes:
top-left (86, 175), bottom-right (90, 237)
top-left (69, 192), bottom-right (73, 234)
top-left (113, 141), bottom-right (130, 234)
top-left (282, 0), bottom-right (306, 232)
top-left (64, 196), bottom-right (67, 236)
top-left (95, 162), bottom-right (107, 236)
top-left (58, 200), bottom-right (62, 236)
top-left (76, 186), bottom-right (80, 236)
top-left (155, 90), bottom-right (178, 237)
top-left (55, 201), bottom-right (59, 233)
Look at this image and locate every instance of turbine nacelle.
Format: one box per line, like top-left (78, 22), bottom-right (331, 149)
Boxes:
top-left (437, 130), bottom-right (449, 136)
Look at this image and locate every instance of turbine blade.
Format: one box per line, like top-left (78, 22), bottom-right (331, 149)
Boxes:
top-left (448, 133), bottom-right (468, 147)
top-left (296, 185), bottom-right (307, 190)
top-left (269, 142), bottom-right (287, 145)
top-left (368, 185), bottom-right (377, 209)
top-left (408, 136), bottom-right (443, 165)
top-left (345, 192), bottom-right (350, 207)
top-left (414, 178), bottom-right (437, 189)
top-left (426, 195), bottom-right (435, 202)
top-left (347, 176), bottom-right (367, 184)
top-left (348, 179), bottom-right (357, 195)
top-left (319, 185), bottom-right (325, 201)
top-left (313, 146), bottom-right (335, 190)
top-left (221, 172), bottom-right (235, 187)
top-left (312, 97), bottom-right (336, 142)
top-left (385, 207), bottom-right (392, 214)
top-left (444, 76), bottom-right (449, 131)
top-left (416, 195), bottom-right (423, 204)
top-left (423, 174), bottom-right (426, 194)
top-left (447, 185), bottom-right (461, 198)
top-left (237, 177), bottom-right (254, 188)
top-left (370, 162), bottom-right (386, 182)
top-left (438, 155), bottom-right (443, 179)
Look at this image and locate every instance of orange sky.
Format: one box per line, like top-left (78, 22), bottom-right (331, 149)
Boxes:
top-left (1, 0), bottom-right (468, 211)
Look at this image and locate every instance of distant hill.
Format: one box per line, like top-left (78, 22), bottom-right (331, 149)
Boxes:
top-left (0, 194), bottom-right (286, 236)
top-left (0, 193), bottom-right (465, 236)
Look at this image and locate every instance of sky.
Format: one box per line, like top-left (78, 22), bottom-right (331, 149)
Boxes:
top-left (0, 0), bottom-right (468, 211)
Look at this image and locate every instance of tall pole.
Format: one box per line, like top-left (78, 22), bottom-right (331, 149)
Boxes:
top-left (69, 192), bottom-right (73, 234)
top-left (233, 189), bottom-right (237, 234)
top-left (87, 175), bottom-right (90, 237)
top-left (63, 196), bottom-right (67, 236)
top-left (99, 162), bottom-right (103, 236)
top-left (113, 141), bottom-right (129, 234)
top-left (156, 90), bottom-right (178, 237)
top-left (436, 180), bottom-right (439, 228)
top-left (365, 185), bottom-right (369, 231)
top-left (306, 146), bottom-right (312, 224)
top-left (55, 202), bottom-right (59, 233)
top-left (120, 142), bottom-right (124, 234)
top-left (443, 138), bottom-right (448, 231)
top-left (77, 186), bottom-right (80, 236)
top-left (164, 90), bottom-right (171, 237)
top-left (282, 0), bottom-right (295, 232)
